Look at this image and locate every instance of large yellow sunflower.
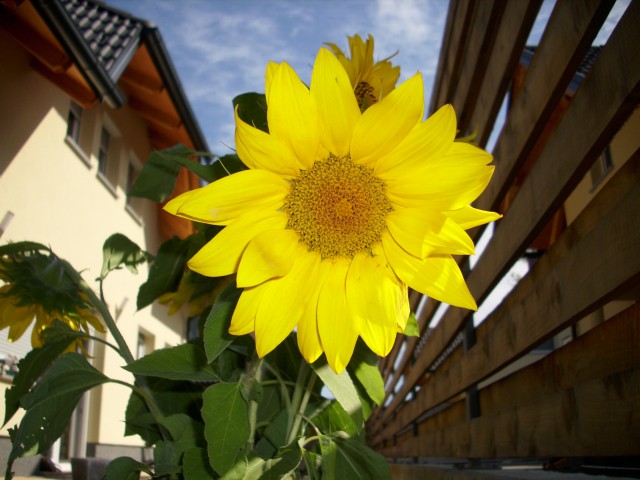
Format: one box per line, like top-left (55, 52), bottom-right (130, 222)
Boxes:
top-left (165, 48), bottom-right (499, 373)
top-left (325, 34), bottom-right (400, 111)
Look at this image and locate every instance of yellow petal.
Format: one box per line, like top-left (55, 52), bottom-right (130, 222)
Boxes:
top-left (165, 169), bottom-right (289, 226)
top-left (229, 286), bottom-right (263, 335)
top-left (265, 61), bottom-right (279, 105)
top-left (6, 304), bottom-right (35, 342)
top-left (254, 252), bottom-right (320, 358)
top-left (267, 62), bottom-right (319, 169)
top-left (387, 208), bottom-right (475, 258)
top-left (297, 259), bottom-right (332, 364)
top-left (387, 164), bottom-right (495, 211)
top-left (345, 252), bottom-right (401, 357)
top-left (237, 229), bottom-right (304, 288)
top-left (188, 211), bottom-right (288, 277)
top-left (311, 47), bottom-right (360, 157)
top-left (381, 233), bottom-right (477, 310)
top-left (235, 108), bottom-right (302, 175)
top-left (351, 73), bottom-right (424, 166)
top-left (376, 104), bottom-right (457, 177)
top-left (444, 206), bottom-right (502, 230)
top-left (317, 258), bottom-right (358, 373)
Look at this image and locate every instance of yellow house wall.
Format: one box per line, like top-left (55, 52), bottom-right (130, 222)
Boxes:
top-left (0, 30), bottom-right (187, 447)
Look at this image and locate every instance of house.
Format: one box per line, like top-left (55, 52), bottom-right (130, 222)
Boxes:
top-left (0, 0), bottom-right (207, 473)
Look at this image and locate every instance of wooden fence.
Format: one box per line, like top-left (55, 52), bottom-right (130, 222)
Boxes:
top-left (369, 0), bottom-right (640, 477)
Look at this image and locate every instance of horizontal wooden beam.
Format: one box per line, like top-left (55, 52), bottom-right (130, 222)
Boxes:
top-left (120, 67), bottom-right (165, 94)
top-left (0, 6), bottom-right (71, 73)
top-left (128, 96), bottom-right (182, 130)
top-left (381, 303), bottom-right (640, 458)
top-left (32, 59), bottom-right (96, 108)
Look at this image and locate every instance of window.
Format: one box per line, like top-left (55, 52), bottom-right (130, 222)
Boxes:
top-left (589, 146), bottom-right (614, 191)
top-left (98, 128), bottom-right (110, 177)
top-left (66, 101), bottom-right (82, 143)
top-left (186, 316), bottom-right (200, 342)
top-left (136, 331), bottom-right (155, 359)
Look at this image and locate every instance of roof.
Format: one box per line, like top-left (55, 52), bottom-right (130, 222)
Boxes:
top-left (61, 0), bottom-right (142, 82)
top-left (28, 0), bottom-right (209, 152)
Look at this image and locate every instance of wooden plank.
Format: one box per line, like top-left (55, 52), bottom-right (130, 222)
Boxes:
top-left (376, 141), bottom-right (640, 443)
top-left (430, 0), bottom-right (476, 111)
top-left (476, 0), bottom-right (615, 213)
top-left (372, 0), bottom-right (640, 438)
top-left (462, 0), bottom-right (543, 146)
top-left (383, 301), bottom-right (640, 457)
top-left (480, 302), bottom-right (640, 416)
top-left (428, 0), bottom-right (459, 114)
top-left (0, 7), bottom-right (71, 73)
top-left (382, 363), bottom-right (640, 459)
top-left (451, 1), bottom-right (506, 130)
top-left (389, 463), bottom-right (636, 480)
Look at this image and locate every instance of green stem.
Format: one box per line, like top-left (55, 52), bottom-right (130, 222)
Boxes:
top-left (287, 367), bottom-right (315, 445)
top-left (60, 259), bottom-right (168, 439)
top-left (245, 356), bottom-right (263, 448)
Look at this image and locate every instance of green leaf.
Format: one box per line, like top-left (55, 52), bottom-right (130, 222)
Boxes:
top-left (313, 401), bottom-right (357, 437)
top-left (6, 353), bottom-right (109, 473)
top-left (242, 444), bottom-right (302, 480)
top-left (328, 436), bottom-right (390, 480)
top-left (137, 236), bottom-right (190, 310)
top-left (154, 440), bottom-right (182, 478)
top-left (183, 447), bottom-right (217, 480)
top-left (348, 341), bottom-right (385, 407)
top-left (3, 334), bottom-right (74, 426)
top-left (159, 413), bottom-right (204, 451)
top-left (202, 382), bottom-right (250, 475)
top-left (208, 153), bottom-right (246, 179)
top-left (311, 359), bottom-right (363, 431)
top-left (128, 144), bottom-right (214, 202)
top-left (232, 93), bottom-right (268, 133)
top-left (103, 457), bottom-right (152, 480)
top-left (404, 312), bottom-right (419, 337)
top-left (101, 233), bottom-right (149, 278)
top-left (123, 344), bottom-right (219, 382)
top-left (204, 283), bottom-right (242, 362)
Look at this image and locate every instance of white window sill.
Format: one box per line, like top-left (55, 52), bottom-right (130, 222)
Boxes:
top-left (65, 136), bottom-right (91, 168)
top-left (126, 203), bottom-right (144, 226)
top-left (97, 171), bottom-right (118, 198)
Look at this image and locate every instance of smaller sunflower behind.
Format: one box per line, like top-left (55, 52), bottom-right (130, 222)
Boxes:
top-left (0, 252), bottom-right (104, 352)
top-left (326, 33), bottom-right (401, 111)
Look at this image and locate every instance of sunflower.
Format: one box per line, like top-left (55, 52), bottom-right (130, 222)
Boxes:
top-left (165, 48), bottom-right (499, 373)
top-left (325, 34), bottom-right (400, 111)
top-left (0, 255), bottom-right (104, 351)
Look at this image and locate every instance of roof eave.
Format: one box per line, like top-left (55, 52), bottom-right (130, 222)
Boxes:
top-left (30, 0), bottom-right (126, 108)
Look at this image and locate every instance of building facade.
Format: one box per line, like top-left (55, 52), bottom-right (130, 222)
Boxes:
top-left (0, 0), bottom-right (207, 473)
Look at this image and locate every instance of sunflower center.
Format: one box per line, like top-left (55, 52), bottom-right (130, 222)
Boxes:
top-left (284, 154), bottom-right (392, 259)
top-left (355, 81), bottom-right (377, 111)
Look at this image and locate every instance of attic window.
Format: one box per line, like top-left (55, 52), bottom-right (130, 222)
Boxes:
top-left (66, 101), bottom-right (83, 144)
